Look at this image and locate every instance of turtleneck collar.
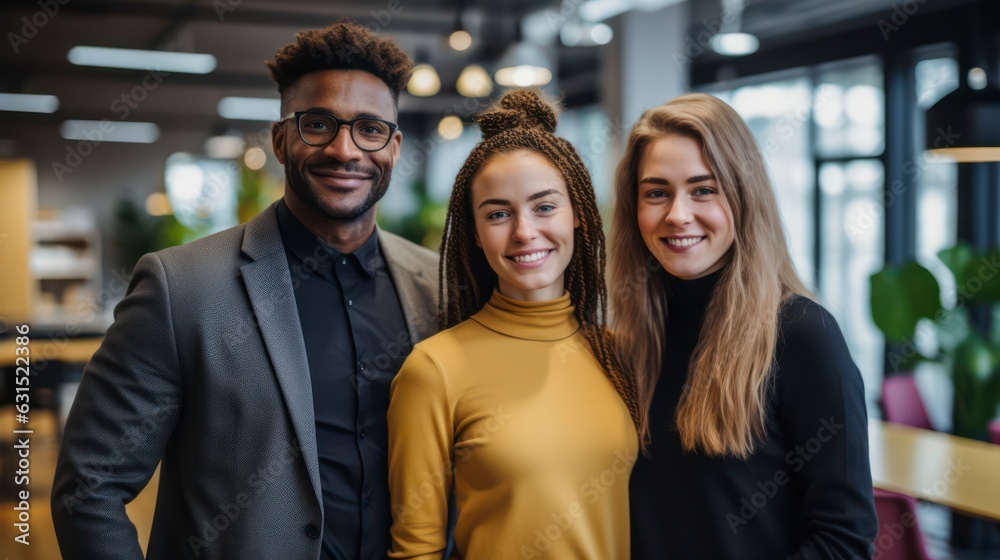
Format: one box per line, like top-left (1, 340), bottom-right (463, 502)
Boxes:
top-left (664, 268), bottom-right (723, 322)
top-left (471, 289), bottom-right (580, 341)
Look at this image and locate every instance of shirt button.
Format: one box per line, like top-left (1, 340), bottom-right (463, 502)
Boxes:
top-left (360, 431), bottom-right (366, 439)
top-left (305, 522), bottom-right (320, 539)
top-left (341, 257), bottom-right (347, 265)
top-left (347, 299), bottom-right (352, 306)
top-left (358, 362), bottom-right (365, 372)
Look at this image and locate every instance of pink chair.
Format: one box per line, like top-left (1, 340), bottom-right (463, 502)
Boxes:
top-left (989, 419), bottom-right (1000, 445)
top-left (881, 374), bottom-right (933, 430)
top-left (871, 488), bottom-right (933, 560)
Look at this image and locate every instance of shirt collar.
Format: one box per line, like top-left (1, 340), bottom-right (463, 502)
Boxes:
top-left (470, 289), bottom-right (579, 341)
top-left (276, 198), bottom-right (380, 278)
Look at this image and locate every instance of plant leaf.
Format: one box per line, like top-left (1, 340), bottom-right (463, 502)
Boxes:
top-left (962, 249), bottom-right (1000, 303)
top-left (870, 262), bottom-right (943, 340)
top-left (939, 242), bottom-right (976, 292)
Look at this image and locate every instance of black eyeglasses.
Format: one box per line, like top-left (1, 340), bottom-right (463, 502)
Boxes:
top-left (279, 111), bottom-right (398, 152)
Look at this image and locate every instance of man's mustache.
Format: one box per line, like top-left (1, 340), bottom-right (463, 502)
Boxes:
top-left (305, 161), bottom-right (378, 177)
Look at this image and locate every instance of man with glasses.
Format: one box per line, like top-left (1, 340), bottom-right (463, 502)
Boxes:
top-left (53, 22), bottom-right (439, 560)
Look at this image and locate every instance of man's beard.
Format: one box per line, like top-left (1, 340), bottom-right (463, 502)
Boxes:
top-left (285, 159), bottom-right (392, 221)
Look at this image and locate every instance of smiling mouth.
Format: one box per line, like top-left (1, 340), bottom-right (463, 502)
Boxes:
top-left (663, 236), bottom-right (705, 247)
top-left (309, 169), bottom-right (372, 188)
top-left (507, 249), bottom-right (553, 265)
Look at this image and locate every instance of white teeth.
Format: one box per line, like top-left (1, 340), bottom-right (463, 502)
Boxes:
top-left (666, 237), bottom-right (705, 247)
top-left (512, 251), bottom-right (550, 263)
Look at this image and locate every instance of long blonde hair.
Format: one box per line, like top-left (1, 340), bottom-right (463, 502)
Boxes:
top-left (609, 93), bottom-right (812, 458)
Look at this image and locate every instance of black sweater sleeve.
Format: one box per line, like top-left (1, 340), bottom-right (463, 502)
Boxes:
top-left (776, 297), bottom-right (878, 560)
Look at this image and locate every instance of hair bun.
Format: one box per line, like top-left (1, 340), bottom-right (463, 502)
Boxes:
top-left (478, 89), bottom-right (557, 138)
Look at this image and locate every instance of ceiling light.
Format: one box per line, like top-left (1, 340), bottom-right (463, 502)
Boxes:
top-left (438, 115), bottom-right (464, 140)
top-left (204, 134), bottom-right (246, 159)
top-left (0, 93), bottom-right (58, 113)
top-left (60, 120), bottom-right (160, 143)
top-left (709, 0), bottom-right (759, 57)
top-left (925, 85), bottom-right (1000, 162)
top-left (560, 21), bottom-right (614, 47)
top-left (580, 0), bottom-right (632, 22)
top-left (217, 97), bottom-right (281, 121)
top-left (495, 43), bottom-right (553, 88)
top-left (579, 0), bottom-right (684, 22)
top-left (924, 1), bottom-right (1000, 163)
top-left (710, 32), bottom-right (759, 56)
top-left (68, 46), bottom-right (216, 74)
top-left (590, 23), bottom-right (614, 45)
top-left (407, 64), bottom-right (441, 97)
top-left (456, 65), bottom-right (493, 97)
top-left (449, 30), bottom-right (472, 51)
top-left (968, 67), bottom-right (988, 90)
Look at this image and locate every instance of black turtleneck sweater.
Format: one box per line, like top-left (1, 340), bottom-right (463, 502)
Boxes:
top-left (629, 271), bottom-right (878, 559)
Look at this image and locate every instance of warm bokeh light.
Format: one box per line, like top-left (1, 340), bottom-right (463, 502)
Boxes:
top-left (145, 192), bottom-right (172, 216)
top-left (456, 65), bottom-right (493, 97)
top-left (407, 64), bottom-right (442, 97)
top-left (244, 147), bottom-right (267, 170)
top-left (437, 115), bottom-right (464, 140)
top-left (449, 30), bottom-right (472, 51)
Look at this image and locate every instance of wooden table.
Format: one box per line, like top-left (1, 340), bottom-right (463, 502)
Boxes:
top-left (0, 337), bottom-right (103, 367)
top-left (869, 419), bottom-right (1000, 521)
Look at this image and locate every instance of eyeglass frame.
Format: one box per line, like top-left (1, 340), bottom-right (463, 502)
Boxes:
top-left (278, 110), bottom-right (399, 152)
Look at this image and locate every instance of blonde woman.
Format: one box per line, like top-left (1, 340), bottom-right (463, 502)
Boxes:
top-left (609, 93), bottom-right (878, 559)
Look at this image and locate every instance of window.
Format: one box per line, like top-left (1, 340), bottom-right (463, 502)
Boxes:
top-left (815, 58), bottom-right (885, 403)
top-left (703, 57), bottom-right (887, 405)
top-left (914, 55), bottom-right (959, 306)
top-left (710, 76), bottom-right (816, 287)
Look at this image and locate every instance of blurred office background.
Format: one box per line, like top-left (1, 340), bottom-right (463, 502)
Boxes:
top-left (1, 0), bottom-right (1000, 558)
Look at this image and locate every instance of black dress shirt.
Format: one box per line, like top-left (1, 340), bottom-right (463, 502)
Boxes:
top-left (629, 270), bottom-right (878, 559)
top-left (277, 200), bottom-right (411, 560)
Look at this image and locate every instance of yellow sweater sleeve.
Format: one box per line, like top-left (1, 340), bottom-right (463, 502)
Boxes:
top-left (387, 345), bottom-right (454, 560)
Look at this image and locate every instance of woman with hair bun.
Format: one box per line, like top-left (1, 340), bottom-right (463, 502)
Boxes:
top-left (609, 93), bottom-right (878, 559)
top-left (387, 89), bottom-right (640, 559)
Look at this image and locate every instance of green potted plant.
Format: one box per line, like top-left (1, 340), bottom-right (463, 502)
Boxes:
top-left (869, 242), bottom-right (1000, 439)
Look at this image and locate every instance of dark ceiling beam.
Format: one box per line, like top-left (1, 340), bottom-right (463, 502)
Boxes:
top-left (0, 63), bottom-right (276, 90)
top-left (146, 0), bottom-right (201, 50)
top-left (690, 2), bottom-right (998, 86)
top-left (16, 0), bottom-right (522, 36)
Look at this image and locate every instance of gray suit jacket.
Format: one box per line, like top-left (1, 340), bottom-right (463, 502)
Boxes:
top-left (51, 203), bottom-right (439, 560)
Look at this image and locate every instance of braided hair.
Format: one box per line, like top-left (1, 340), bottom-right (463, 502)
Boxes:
top-left (439, 89), bottom-right (643, 436)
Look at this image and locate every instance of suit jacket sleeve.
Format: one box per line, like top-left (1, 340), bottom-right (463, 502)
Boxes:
top-left (778, 299), bottom-right (878, 560)
top-left (387, 346), bottom-right (453, 560)
top-left (51, 252), bottom-right (183, 559)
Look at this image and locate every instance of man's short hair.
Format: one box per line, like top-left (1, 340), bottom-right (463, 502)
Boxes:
top-left (266, 20), bottom-right (413, 102)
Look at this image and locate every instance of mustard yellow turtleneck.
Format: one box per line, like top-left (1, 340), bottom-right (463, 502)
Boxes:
top-left (387, 290), bottom-right (638, 560)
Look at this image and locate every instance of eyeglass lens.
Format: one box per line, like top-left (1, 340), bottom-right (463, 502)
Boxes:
top-left (298, 113), bottom-right (392, 151)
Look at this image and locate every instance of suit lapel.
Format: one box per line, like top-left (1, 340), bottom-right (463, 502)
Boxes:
top-left (238, 204), bottom-right (322, 509)
top-left (379, 228), bottom-right (439, 344)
